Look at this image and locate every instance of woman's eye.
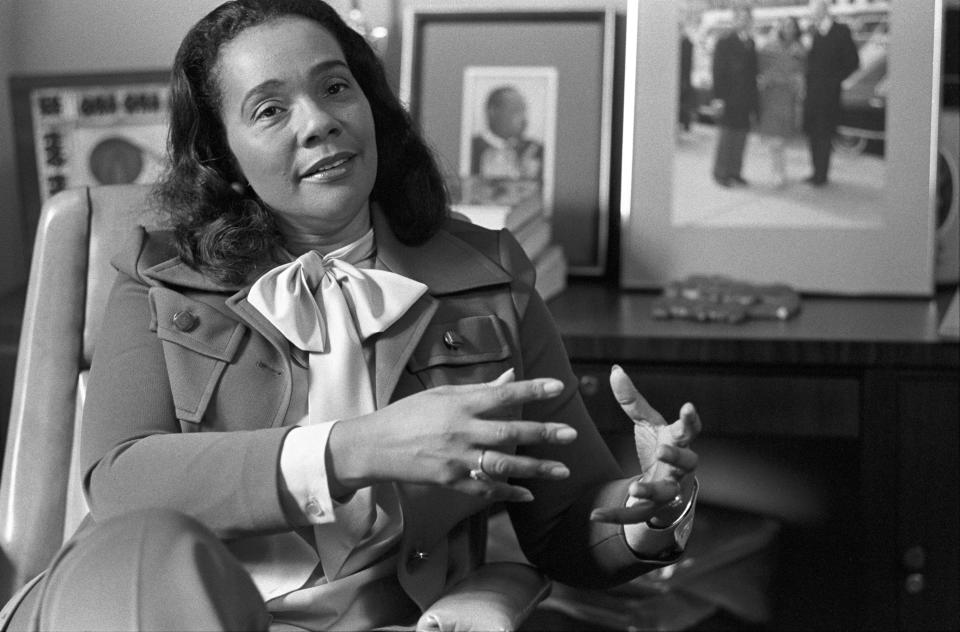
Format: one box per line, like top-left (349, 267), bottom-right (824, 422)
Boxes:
top-left (254, 104), bottom-right (283, 120)
top-left (326, 80), bottom-right (350, 96)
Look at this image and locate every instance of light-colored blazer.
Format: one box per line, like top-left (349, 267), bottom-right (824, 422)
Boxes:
top-left (77, 207), bottom-right (659, 611)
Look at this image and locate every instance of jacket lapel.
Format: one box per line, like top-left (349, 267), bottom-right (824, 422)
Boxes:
top-left (144, 254), bottom-right (293, 362)
top-left (369, 207), bottom-right (510, 407)
top-left (371, 294), bottom-right (437, 408)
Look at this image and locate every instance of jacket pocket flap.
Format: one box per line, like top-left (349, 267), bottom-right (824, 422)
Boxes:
top-left (150, 287), bottom-right (245, 361)
top-left (409, 315), bottom-right (510, 372)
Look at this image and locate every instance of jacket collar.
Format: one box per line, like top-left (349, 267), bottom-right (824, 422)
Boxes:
top-left (142, 204), bottom-right (511, 296)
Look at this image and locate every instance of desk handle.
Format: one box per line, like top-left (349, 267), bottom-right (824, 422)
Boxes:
top-left (902, 545), bottom-right (926, 595)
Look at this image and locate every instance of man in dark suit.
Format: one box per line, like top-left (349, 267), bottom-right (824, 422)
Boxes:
top-left (679, 23), bottom-right (694, 132)
top-left (711, 5), bottom-right (759, 187)
top-left (803, 0), bottom-right (859, 186)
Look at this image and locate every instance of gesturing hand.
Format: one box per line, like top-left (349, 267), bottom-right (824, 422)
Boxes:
top-left (591, 365), bottom-right (701, 526)
top-left (327, 369), bottom-right (578, 503)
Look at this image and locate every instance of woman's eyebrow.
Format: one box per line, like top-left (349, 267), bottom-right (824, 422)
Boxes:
top-left (307, 59), bottom-right (351, 80)
top-left (240, 79), bottom-right (285, 116)
top-left (240, 60), bottom-right (352, 114)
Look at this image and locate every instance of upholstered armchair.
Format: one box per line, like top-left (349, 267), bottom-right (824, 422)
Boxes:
top-left (0, 184), bottom-right (550, 631)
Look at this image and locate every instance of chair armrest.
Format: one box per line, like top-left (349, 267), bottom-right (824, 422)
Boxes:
top-left (416, 562), bottom-right (551, 632)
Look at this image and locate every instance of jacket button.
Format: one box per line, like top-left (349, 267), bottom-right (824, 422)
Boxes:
top-left (442, 330), bottom-right (463, 349)
top-left (411, 550), bottom-right (429, 562)
top-left (305, 497), bottom-right (325, 518)
top-left (172, 310), bottom-right (198, 332)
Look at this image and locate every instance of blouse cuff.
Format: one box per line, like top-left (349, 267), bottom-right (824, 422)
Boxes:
top-left (278, 422), bottom-right (339, 525)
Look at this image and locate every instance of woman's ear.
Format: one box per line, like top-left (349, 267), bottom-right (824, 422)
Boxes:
top-left (225, 155), bottom-right (249, 195)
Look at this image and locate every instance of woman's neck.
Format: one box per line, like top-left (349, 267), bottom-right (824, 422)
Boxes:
top-left (279, 204), bottom-right (372, 256)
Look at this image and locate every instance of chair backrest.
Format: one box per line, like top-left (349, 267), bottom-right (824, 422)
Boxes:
top-left (0, 184), bottom-right (157, 602)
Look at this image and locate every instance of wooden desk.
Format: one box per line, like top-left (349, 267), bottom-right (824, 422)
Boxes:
top-left (549, 282), bottom-right (959, 631)
top-left (1, 283), bottom-right (957, 629)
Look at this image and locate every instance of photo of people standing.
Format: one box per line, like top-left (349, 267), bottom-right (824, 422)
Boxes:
top-left (802, 0), bottom-right (860, 186)
top-left (710, 4), bottom-right (758, 188)
top-left (671, 0), bottom-right (887, 230)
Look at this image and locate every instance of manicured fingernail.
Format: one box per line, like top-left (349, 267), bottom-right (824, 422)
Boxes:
top-left (542, 379), bottom-right (564, 396)
top-left (547, 464), bottom-right (570, 478)
top-left (555, 427), bottom-right (578, 442)
top-left (516, 489), bottom-right (534, 502)
top-left (611, 364), bottom-right (623, 373)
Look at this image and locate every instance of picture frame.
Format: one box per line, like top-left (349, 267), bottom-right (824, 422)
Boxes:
top-left (458, 66), bottom-right (557, 218)
top-left (9, 70), bottom-right (170, 251)
top-left (400, 7), bottom-right (615, 276)
top-left (621, 1), bottom-right (942, 296)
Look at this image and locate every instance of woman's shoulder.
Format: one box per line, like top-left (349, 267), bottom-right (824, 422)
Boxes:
top-left (442, 216), bottom-right (528, 267)
top-left (110, 226), bottom-right (176, 279)
top-left (439, 216), bottom-right (536, 290)
top-left (443, 216), bottom-right (500, 250)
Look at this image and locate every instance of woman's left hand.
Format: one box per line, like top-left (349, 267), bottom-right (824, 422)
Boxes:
top-left (590, 365), bottom-right (701, 527)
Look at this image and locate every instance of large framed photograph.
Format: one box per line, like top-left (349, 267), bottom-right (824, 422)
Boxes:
top-left (10, 71), bottom-right (170, 251)
top-left (401, 7), bottom-right (615, 276)
top-left (621, 1), bottom-right (942, 295)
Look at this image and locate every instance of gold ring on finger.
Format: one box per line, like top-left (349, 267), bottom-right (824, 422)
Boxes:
top-left (468, 449), bottom-right (492, 482)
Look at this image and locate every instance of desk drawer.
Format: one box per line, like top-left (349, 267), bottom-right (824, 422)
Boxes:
top-left (573, 363), bottom-right (860, 438)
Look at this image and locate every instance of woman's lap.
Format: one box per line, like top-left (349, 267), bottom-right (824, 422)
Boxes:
top-left (1, 508), bottom-right (269, 632)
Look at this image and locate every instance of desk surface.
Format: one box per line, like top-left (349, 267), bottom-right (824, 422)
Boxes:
top-left (548, 282), bottom-right (960, 370)
top-left (2, 282), bottom-right (958, 370)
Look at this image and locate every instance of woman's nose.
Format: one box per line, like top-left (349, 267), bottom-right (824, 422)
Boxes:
top-left (296, 98), bottom-right (340, 146)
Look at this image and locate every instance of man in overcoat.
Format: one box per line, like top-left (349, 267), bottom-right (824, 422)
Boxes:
top-left (711, 5), bottom-right (759, 187)
top-left (802, 0), bottom-right (859, 186)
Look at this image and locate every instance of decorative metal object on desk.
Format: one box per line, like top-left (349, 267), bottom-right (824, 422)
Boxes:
top-left (651, 275), bottom-right (801, 324)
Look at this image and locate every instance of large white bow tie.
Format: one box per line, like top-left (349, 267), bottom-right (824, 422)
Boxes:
top-left (247, 246), bottom-right (427, 355)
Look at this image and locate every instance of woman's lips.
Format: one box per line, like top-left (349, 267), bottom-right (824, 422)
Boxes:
top-left (301, 153), bottom-right (355, 181)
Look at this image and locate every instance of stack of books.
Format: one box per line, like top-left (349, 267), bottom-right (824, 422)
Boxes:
top-left (451, 200), bottom-right (568, 302)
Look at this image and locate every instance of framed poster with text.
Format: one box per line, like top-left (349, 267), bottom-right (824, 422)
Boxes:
top-left (10, 71), bottom-right (170, 254)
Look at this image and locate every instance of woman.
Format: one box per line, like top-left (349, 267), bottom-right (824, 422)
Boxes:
top-left (757, 17), bottom-right (807, 187)
top-left (2, 1), bottom-right (700, 629)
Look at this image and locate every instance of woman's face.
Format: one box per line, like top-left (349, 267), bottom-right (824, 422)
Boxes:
top-left (217, 17), bottom-right (377, 237)
top-left (781, 18), bottom-right (798, 41)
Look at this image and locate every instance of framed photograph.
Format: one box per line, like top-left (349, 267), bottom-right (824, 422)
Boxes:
top-left (10, 70), bottom-right (170, 250)
top-left (458, 66), bottom-right (557, 217)
top-left (621, 1), bottom-right (942, 295)
top-left (401, 7), bottom-right (615, 276)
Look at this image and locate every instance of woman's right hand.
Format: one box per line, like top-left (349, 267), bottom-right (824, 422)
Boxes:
top-left (325, 369), bottom-right (577, 503)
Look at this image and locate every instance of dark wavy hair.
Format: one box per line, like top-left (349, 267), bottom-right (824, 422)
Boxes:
top-left (154, 0), bottom-right (449, 284)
